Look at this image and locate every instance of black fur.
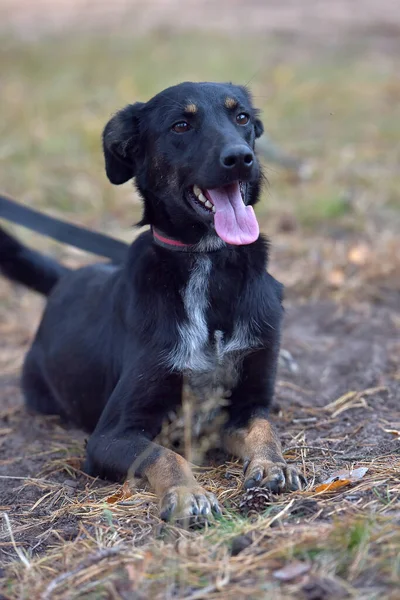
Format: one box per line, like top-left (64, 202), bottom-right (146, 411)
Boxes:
top-left (0, 82), bottom-right (285, 506)
top-left (0, 226), bottom-right (68, 295)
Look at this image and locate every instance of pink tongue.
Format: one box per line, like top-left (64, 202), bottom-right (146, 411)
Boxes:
top-left (205, 182), bottom-right (259, 245)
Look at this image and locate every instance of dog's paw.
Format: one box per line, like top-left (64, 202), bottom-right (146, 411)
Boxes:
top-left (243, 458), bottom-right (306, 493)
top-left (160, 485), bottom-right (221, 524)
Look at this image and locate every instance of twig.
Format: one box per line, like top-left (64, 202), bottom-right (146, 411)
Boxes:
top-left (2, 512), bottom-right (31, 569)
top-left (182, 583), bottom-right (220, 600)
top-left (283, 445), bottom-right (345, 455)
top-left (267, 498), bottom-right (296, 528)
top-left (0, 475), bottom-right (48, 482)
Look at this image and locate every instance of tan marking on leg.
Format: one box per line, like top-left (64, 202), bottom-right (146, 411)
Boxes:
top-left (225, 418), bottom-right (305, 493)
top-left (224, 97), bottom-right (238, 110)
top-left (143, 449), bottom-right (221, 521)
top-left (224, 417), bottom-right (283, 463)
top-left (185, 103), bottom-right (197, 114)
top-left (144, 449), bottom-right (196, 497)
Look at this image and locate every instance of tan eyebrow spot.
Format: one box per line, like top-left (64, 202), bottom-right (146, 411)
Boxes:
top-left (224, 97), bottom-right (238, 109)
top-left (184, 103), bottom-right (197, 114)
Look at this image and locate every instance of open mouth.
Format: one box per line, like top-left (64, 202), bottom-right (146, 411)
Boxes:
top-left (192, 185), bottom-right (216, 213)
top-left (187, 181), bottom-right (259, 246)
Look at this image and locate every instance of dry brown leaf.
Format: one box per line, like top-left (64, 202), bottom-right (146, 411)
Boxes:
top-left (315, 467), bottom-right (368, 493)
top-left (106, 481), bottom-right (133, 504)
top-left (273, 561), bottom-right (311, 581)
top-left (315, 479), bottom-right (351, 493)
top-left (348, 243), bottom-right (370, 265)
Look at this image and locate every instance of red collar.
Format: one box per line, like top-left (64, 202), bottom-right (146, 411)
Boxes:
top-left (152, 227), bottom-right (196, 252)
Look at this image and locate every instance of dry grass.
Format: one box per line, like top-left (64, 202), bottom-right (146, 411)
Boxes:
top-left (1, 23), bottom-right (400, 600)
top-left (1, 425), bottom-right (399, 599)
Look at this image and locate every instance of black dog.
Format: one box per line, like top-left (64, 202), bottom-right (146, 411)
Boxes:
top-left (0, 82), bottom-right (304, 521)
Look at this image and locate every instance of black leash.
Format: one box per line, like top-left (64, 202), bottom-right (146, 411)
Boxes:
top-left (0, 194), bottom-right (129, 263)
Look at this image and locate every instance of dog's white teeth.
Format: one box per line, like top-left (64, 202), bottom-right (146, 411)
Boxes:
top-left (212, 206), bottom-right (216, 213)
top-left (193, 185), bottom-right (207, 203)
top-left (198, 192), bottom-right (207, 204)
top-left (192, 185), bottom-right (214, 212)
top-left (193, 184), bottom-right (202, 197)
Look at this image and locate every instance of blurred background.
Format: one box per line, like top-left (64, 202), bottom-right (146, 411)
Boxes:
top-left (0, 0), bottom-right (399, 306)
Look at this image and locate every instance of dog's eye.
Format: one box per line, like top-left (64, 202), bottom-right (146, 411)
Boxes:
top-left (236, 113), bottom-right (250, 126)
top-left (172, 121), bottom-right (191, 133)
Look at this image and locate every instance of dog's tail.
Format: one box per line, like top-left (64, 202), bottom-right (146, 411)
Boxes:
top-left (0, 226), bottom-right (69, 296)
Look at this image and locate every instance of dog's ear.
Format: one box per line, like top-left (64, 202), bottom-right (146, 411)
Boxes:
top-left (254, 118), bottom-right (264, 139)
top-left (102, 102), bottom-right (145, 185)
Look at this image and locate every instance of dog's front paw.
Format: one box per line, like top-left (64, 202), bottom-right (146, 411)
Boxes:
top-left (243, 458), bottom-right (306, 493)
top-left (160, 485), bottom-right (221, 524)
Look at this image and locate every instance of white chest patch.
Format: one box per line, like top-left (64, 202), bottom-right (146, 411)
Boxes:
top-left (168, 256), bottom-right (212, 373)
top-left (167, 256), bottom-right (259, 396)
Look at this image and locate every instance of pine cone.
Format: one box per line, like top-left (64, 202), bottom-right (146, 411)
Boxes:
top-left (239, 487), bottom-right (273, 515)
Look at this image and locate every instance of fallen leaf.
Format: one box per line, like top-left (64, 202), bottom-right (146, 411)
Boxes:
top-left (315, 467), bottom-right (368, 493)
top-left (315, 479), bottom-right (352, 493)
top-left (273, 561), bottom-right (311, 581)
top-left (348, 243), bottom-right (370, 265)
top-left (325, 467), bottom-right (368, 484)
top-left (383, 428), bottom-right (400, 438)
top-left (106, 481), bottom-right (133, 504)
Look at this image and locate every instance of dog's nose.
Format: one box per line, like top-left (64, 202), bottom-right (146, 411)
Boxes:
top-left (220, 145), bottom-right (254, 170)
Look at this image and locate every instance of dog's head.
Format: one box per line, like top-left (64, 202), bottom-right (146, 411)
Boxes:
top-left (103, 82), bottom-right (264, 245)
